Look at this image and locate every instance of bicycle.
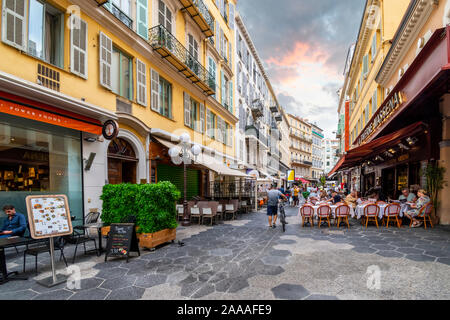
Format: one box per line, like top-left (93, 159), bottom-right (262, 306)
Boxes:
top-left (279, 201), bottom-right (287, 232)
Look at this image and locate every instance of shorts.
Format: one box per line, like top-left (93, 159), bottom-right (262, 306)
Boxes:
top-left (267, 206), bottom-right (278, 216)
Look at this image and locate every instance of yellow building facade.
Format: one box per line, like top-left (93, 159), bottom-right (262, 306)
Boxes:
top-left (0, 0), bottom-right (240, 218)
top-left (288, 113), bottom-right (312, 179)
top-left (347, 0), bottom-right (410, 148)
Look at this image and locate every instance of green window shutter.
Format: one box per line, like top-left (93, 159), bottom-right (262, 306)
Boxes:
top-left (199, 103), bottom-right (205, 134)
top-left (363, 55), bottom-right (368, 75)
top-left (136, 0), bottom-right (148, 40)
top-left (157, 164), bottom-right (199, 200)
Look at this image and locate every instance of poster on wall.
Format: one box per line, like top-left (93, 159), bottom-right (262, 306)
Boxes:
top-left (25, 195), bottom-right (73, 239)
top-left (287, 170), bottom-right (295, 182)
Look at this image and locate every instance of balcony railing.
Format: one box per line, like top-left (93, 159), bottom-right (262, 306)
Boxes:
top-left (148, 25), bottom-right (215, 96)
top-left (245, 125), bottom-right (268, 147)
top-left (289, 129), bottom-right (312, 143)
top-left (250, 99), bottom-right (264, 119)
top-left (110, 3), bottom-right (133, 29)
top-left (179, 0), bottom-right (215, 38)
top-left (291, 158), bottom-right (313, 166)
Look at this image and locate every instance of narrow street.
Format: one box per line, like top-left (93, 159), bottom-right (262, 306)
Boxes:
top-left (1, 207), bottom-right (449, 300)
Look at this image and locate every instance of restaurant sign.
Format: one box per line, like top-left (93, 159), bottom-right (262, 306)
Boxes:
top-left (357, 91), bottom-right (406, 145)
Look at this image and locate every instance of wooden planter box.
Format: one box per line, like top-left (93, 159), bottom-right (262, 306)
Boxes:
top-left (138, 228), bottom-right (176, 250)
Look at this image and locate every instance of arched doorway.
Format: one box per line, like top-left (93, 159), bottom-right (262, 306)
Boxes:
top-left (107, 138), bottom-right (138, 184)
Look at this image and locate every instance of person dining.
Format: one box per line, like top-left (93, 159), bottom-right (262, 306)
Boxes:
top-left (399, 188), bottom-right (417, 203)
top-left (0, 205), bottom-right (27, 238)
top-left (319, 190), bottom-right (329, 201)
top-left (345, 191), bottom-right (358, 209)
top-left (404, 189), bottom-right (431, 228)
top-left (331, 191), bottom-right (342, 205)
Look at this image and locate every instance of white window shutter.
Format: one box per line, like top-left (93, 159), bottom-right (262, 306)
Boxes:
top-left (184, 92), bottom-right (191, 127)
top-left (228, 42), bottom-right (232, 67)
top-left (221, 71), bottom-right (225, 105)
top-left (99, 32), bottom-right (112, 89)
top-left (227, 124), bottom-right (232, 146)
top-left (136, 0), bottom-right (148, 40)
top-left (229, 81), bottom-right (233, 113)
top-left (199, 103), bottom-right (205, 134)
top-left (2, 0), bottom-right (26, 51)
top-left (215, 21), bottom-right (220, 50)
top-left (151, 69), bottom-right (160, 111)
top-left (206, 109), bottom-right (212, 137)
top-left (70, 15), bottom-right (88, 78)
top-left (136, 59), bottom-right (147, 106)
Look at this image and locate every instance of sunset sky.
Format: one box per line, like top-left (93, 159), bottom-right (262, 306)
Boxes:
top-left (238, 0), bottom-right (366, 138)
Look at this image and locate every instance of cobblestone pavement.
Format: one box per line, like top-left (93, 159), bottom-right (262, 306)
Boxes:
top-left (1, 206), bottom-right (450, 300)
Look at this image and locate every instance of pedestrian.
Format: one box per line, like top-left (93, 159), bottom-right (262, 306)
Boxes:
top-left (266, 184), bottom-right (288, 229)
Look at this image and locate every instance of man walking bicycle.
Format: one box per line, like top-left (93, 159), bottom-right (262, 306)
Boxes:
top-left (266, 184), bottom-right (288, 229)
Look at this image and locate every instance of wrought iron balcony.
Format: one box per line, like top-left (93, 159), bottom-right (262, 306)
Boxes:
top-left (250, 99), bottom-right (264, 119)
top-left (270, 105), bottom-right (278, 113)
top-left (245, 125), bottom-right (268, 147)
top-left (291, 158), bottom-right (313, 166)
top-left (179, 0), bottom-right (214, 38)
top-left (148, 25), bottom-right (215, 96)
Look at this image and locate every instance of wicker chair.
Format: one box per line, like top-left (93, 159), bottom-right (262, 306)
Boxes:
top-left (300, 205), bottom-right (314, 228)
top-left (412, 203), bottom-right (434, 229)
top-left (364, 204), bottom-right (380, 228)
top-left (383, 203), bottom-right (401, 228)
top-left (317, 205), bottom-right (332, 228)
top-left (335, 204), bottom-right (351, 229)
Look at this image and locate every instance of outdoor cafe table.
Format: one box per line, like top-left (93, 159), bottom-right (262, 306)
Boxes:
top-left (0, 237), bottom-right (39, 284)
top-left (354, 203), bottom-right (412, 220)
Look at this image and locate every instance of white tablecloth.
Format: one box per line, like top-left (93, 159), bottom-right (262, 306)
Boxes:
top-left (355, 203), bottom-right (410, 220)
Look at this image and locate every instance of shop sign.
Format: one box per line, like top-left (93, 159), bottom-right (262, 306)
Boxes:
top-left (358, 91), bottom-right (406, 145)
top-left (102, 120), bottom-right (119, 140)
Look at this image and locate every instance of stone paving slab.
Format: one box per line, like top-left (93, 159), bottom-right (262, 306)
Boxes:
top-left (1, 206), bottom-right (450, 300)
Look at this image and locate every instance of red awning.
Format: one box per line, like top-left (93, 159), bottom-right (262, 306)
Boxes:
top-left (328, 121), bottom-right (427, 176)
top-left (0, 91), bottom-right (103, 135)
top-left (295, 178), bottom-right (310, 184)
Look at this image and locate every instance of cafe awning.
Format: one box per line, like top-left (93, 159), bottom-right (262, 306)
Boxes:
top-left (153, 137), bottom-right (250, 178)
top-left (328, 121), bottom-right (427, 176)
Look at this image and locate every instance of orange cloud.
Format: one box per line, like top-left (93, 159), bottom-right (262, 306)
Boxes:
top-left (266, 42), bottom-right (329, 68)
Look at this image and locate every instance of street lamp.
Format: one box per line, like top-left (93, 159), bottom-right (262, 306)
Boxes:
top-left (169, 134), bottom-right (201, 227)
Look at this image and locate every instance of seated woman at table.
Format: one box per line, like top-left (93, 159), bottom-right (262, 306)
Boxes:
top-left (345, 191), bottom-right (358, 209)
top-left (404, 189), bottom-right (431, 228)
top-left (0, 205), bottom-right (27, 238)
top-left (331, 191), bottom-right (342, 205)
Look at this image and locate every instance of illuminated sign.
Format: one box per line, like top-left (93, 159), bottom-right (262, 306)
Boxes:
top-left (358, 91), bottom-right (405, 145)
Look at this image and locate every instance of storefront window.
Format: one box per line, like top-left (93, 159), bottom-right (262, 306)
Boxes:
top-left (0, 114), bottom-right (83, 225)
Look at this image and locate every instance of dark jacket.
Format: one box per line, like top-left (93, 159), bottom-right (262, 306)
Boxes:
top-left (1, 212), bottom-right (27, 236)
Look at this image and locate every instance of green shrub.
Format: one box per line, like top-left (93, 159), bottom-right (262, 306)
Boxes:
top-left (100, 182), bottom-right (181, 234)
top-left (302, 191), bottom-right (310, 200)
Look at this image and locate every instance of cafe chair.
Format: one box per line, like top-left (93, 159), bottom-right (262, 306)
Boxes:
top-left (177, 205), bottom-right (184, 221)
top-left (412, 203), bottom-right (434, 229)
top-left (23, 237), bottom-right (67, 275)
top-left (335, 204), bottom-right (351, 229)
top-left (201, 208), bottom-right (216, 226)
top-left (190, 206), bottom-right (202, 225)
top-left (364, 204), bottom-right (380, 228)
top-left (317, 205), bottom-right (332, 228)
top-left (300, 205), bottom-right (314, 228)
top-left (225, 204), bottom-right (237, 220)
top-left (240, 201), bottom-right (249, 214)
top-left (383, 203), bottom-right (402, 228)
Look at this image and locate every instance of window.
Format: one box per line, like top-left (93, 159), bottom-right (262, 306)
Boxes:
top-left (158, 0), bottom-right (172, 32)
top-left (190, 99), bottom-right (199, 131)
top-left (371, 33), bottom-right (377, 61)
top-left (111, 47), bottom-right (133, 100)
top-left (26, 0), bottom-right (64, 68)
top-left (159, 76), bottom-right (172, 118)
top-left (188, 34), bottom-right (199, 75)
top-left (208, 57), bottom-right (216, 97)
top-left (136, 59), bottom-right (147, 106)
top-left (112, 0), bottom-right (131, 16)
top-left (372, 90), bottom-right (378, 116)
top-left (207, 109), bottom-right (216, 139)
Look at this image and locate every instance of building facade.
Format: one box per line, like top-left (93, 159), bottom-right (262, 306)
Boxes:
top-left (288, 114), bottom-right (312, 180)
top-left (323, 138), bottom-right (339, 175)
top-left (0, 0), bottom-right (242, 220)
top-left (331, 0), bottom-right (450, 225)
top-left (234, 12), bottom-right (283, 180)
top-left (311, 123), bottom-right (324, 180)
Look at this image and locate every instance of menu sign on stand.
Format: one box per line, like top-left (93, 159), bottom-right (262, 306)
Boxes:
top-left (104, 223), bottom-right (140, 263)
top-left (25, 195), bottom-right (73, 288)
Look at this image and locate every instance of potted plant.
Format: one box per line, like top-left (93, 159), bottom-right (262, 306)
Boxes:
top-left (100, 182), bottom-right (180, 249)
top-left (423, 163), bottom-right (447, 225)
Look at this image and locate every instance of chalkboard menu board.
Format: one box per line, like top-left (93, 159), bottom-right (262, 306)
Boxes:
top-left (25, 195), bottom-right (73, 239)
top-left (104, 223), bottom-right (140, 263)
